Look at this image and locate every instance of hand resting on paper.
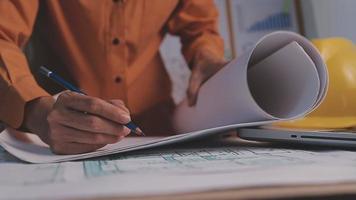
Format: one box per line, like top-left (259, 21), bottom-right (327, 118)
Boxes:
top-left (22, 91), bottom-right (131, 154)
top-left (187, 49), bottom-right (227, 106)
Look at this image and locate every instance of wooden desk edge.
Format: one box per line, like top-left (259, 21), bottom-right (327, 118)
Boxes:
top-left (75, 182), bottom-right (356, 200)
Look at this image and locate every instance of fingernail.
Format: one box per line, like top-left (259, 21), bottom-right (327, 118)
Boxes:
top-left (122, 114), bottom-right (131, 122)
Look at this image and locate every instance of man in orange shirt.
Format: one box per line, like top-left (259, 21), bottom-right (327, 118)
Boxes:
top-left (0, 0), bottom-right (225, 154)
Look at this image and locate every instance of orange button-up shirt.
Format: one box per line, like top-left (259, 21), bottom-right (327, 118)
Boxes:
top-left (0, 0), bottom-right (224, 128)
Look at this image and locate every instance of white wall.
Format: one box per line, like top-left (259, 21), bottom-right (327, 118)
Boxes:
top-left (301, 0), bottom-right (356, 42)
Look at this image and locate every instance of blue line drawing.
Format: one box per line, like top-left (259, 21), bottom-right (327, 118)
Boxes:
top-left (248, 12), bottom-right (291, 32)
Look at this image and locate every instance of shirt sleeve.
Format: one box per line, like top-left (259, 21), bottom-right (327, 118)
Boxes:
top-left (0, 0), bottom-right (50, 128)
top-left (167, 0), bottom-right (225, 66)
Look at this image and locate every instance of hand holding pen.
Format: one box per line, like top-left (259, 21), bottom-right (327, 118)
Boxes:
top-left (24, 66), bottom-right (144, 155)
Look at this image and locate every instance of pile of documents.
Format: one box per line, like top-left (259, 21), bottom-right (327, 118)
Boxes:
top-left (1, 138), bottom-right (356, 199)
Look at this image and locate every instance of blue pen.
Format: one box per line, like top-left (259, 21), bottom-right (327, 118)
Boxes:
top-left (39, 66), bottom-right (144, 136)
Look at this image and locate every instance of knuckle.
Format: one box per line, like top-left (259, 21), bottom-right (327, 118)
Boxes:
top-left (56, 93), bottom-right (66, 102)
top-left (86, 116), bottom-right (100, 130)
top-left (47, 111), bottom-right (67, 126)
top-left (57, 91), bottom-right (71, 102)
top-left (46, 110), bottom-right (59, 122)
top-left (55, 91), bottom-right (74, 108)
top-left (85, 98), bottom-right (99, 111)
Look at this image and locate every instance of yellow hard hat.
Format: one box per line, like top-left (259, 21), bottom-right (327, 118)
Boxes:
top-left (274, 38), bottom-right (356, 129)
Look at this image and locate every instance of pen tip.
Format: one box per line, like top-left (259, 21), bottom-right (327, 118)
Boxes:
top-left (39, 66), bottom-right (51, 77)
top-left (135, 128), bottom-right (145, 136)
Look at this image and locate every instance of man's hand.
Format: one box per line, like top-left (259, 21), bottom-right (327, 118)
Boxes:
top-left (23, 91), bottom-right (131, 154)
top-left (187, 49), bottom-right (227, 106)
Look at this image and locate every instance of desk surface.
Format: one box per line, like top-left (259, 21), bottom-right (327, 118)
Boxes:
top-left (91, 183), bottom-right (356, 200)
top-left (1, 130), bottom-right (356, 200)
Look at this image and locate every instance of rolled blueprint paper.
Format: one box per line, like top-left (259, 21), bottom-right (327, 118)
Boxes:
top-left (173, 31), bottom-right (328, 133)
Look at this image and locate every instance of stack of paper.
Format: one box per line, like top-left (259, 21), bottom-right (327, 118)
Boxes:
top-left (2, 140), bottom-right (356, 200)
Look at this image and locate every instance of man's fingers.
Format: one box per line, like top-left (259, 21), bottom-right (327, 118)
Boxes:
top-left (49, 124), bottom-right (124, 144)
top-left (187, 50), bottom-right (227, 106)
top-left (57, 92), bottom-right (131, 124)
top-left (48, 108), bottom-right (131, 136)
top-left (108, 99), bottom-right (130, 113)
top-left (50, 142), bottom-right (106, 155)
top-left (187, 73), bottom-right (203, 106)
top-left (46, 92), bottom-right (135, 155)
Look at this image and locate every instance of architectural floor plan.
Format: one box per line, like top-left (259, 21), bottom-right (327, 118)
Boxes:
top-left (1, 139), bottom-right (356, 199)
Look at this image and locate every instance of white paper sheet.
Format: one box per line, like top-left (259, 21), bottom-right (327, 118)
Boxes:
top-left (0, 121), bottom-right (270, 163)
top-left (0, 31), bottom-right (328, 163)
top-left (1, 141), bottom-right (356, 200)
top-left (173, 31), bottom-right (327, 132)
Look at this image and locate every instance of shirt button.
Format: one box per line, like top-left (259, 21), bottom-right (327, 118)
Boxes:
top-left (115, 76), bottom-right (122, 83)
top-left (112, 38), bottom-right (120, 45)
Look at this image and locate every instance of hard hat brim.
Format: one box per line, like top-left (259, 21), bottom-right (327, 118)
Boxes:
top-left (273, 117), bottom-right (356, 130)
